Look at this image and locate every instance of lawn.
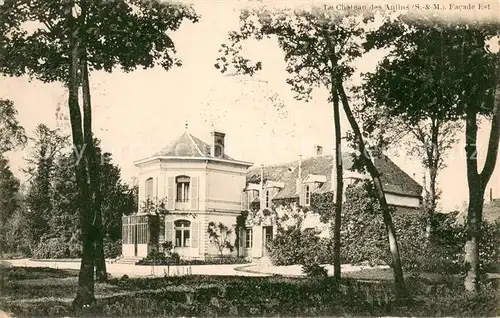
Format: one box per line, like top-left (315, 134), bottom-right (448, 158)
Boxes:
top-left (0, 266), bottom-right (499, 317)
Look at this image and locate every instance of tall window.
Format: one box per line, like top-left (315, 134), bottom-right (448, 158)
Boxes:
top-left (175, 219), bottom-right (191, 247)
top-left (145, 177), bottom-right (153, 199)
top-left (245, 228), bottom-right (253, 248)
top-left (305, 185), bottom-right (311, 206)
top-left (176, 176), bottom-right (190, 202)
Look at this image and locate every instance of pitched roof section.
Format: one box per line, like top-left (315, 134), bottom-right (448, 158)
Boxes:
top-left (153, 132), bottom-right (234, 160)
top-left (246, 153), bottom-right (423, 199)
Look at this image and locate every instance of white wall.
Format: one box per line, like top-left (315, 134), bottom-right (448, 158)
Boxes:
top-left (206, 162), bottom-right (247, 212)
top-left (122, 244), bottom-right (135, 257)
top-left (385, 193), bottom-right (420, 208)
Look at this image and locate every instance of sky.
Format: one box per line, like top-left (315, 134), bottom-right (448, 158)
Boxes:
top-left (1, 0), bottom-right (499, 212)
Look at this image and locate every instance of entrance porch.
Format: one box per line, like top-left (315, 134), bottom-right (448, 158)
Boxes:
top-left (122, 214), bottom-right (160, 258)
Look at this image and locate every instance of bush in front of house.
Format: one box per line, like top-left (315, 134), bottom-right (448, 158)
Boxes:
top-left (267, 223), bottom-right (332, 266)
top-left (103, 238), bottom-right (122, 259)
top-left (338, 181), bottom-right (500, 274)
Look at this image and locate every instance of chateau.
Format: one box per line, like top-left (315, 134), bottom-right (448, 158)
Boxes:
top-left (122, 130), bottom-right (423, 259)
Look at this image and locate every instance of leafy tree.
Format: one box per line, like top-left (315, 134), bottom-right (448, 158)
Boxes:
top-left (23, 124), bottom-right (68, 251)
top-left (208, 222), bottom-right (234, 258)
top-left (0, 98), bottom-right (26, 257)
top-left (0, 99), bottom-right (27, 154)
top-left (216, 6), bottom-right (409, 299)
top-left (0, 155), bottom-right (21, 258)
top-left (360, 22), bottom-right (464, 238)
top-left (365, 12), bottom-right (500, 293)
top-left (0, 0), bottom-right (198, 306)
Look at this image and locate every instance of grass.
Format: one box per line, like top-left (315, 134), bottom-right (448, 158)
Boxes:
top-left (1, 266), bottom-right (499, 317)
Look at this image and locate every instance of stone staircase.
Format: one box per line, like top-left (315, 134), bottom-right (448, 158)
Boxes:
top-left (113, 256), bottom-right (142, 265)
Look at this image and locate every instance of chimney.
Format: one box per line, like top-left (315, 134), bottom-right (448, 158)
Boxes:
top-left (296, 155), bottom-right (302, 194)
top-left (315, 145), bottom-right (323, 156)
top-left (211, 130), bottom-right (225, 158)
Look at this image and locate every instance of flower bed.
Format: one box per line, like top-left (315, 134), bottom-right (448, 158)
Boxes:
top-left (137, 256), bottom-right (251, 266)
top-left (135, 250), bottom-right (251, 266)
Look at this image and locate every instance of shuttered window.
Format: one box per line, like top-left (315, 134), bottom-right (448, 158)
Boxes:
top-left (190, 177), bottom-right (199, 210)
top-left (145, 177), bottom-right (153, 198)
top-left (176, 176), bottom-right (190, 202)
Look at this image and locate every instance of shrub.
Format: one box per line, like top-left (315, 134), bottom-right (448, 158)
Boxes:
top-left (338, 181), bottom-right (500, 274)
top-left (103, 238), bottom-right (122, 258)
top-left (268, 225), bottom-right (331, 266)
top-left (33, 237), bottom-right (69, 259)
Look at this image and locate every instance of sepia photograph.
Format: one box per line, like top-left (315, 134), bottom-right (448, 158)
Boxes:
top-left (0, 0), bottom-right (499, 316)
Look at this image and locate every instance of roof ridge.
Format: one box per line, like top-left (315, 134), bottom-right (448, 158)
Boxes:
top-left (187, 133), bottom-right (205, 157)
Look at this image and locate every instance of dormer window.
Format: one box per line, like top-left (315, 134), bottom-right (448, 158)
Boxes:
top-left (300, 183), bottom-right (312, 206)
top-left (176, 176), bottom-right (190, 202)
top-left (214, 144), bottom-right (222, 158)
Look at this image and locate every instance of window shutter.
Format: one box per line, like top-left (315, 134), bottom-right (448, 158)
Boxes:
top-left (299, 184), bottom-right (306, 205)
top-left (241, 192), bottom-right (248, 211)
top-left (167, 177), bottom-right (175, 210)
top-left (165, 220), bottom-right (174, 243)
top-left (191, 221), bottom-right (199, 248)
top-left (190, 176), bottom-right (199, 210)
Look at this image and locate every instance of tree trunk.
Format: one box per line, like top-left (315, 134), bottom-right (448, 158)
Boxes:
top-left (464, 111), bottom-right (485, 294)
top-left (67, 12), bottom-right (96, 307)
top-left (81, 54), bottom-right (106, 282)
top-left (425, 121), bottom-right (440, 239)
top-left (464, 182), bottom-right (483, 293)
top-left (235, 228), bottom-right (240, 257)
top-left (336, 81), bottom-right (408, 301)
top-left (331, 75), bottom-right (343, 281)
top-left (425, 166), bottom-right (438, 239)
top-left (78, 1), bottom-right (106, 282)
top-left (463, 53), bottom-right (500, 293)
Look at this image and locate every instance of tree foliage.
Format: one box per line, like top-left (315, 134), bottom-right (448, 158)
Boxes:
top-left (0, 155), bottom-right (21, 257)
top-left (0, 99), bottom-right (27, 154)
top-left (0, 0), bottom-right (200, 82)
